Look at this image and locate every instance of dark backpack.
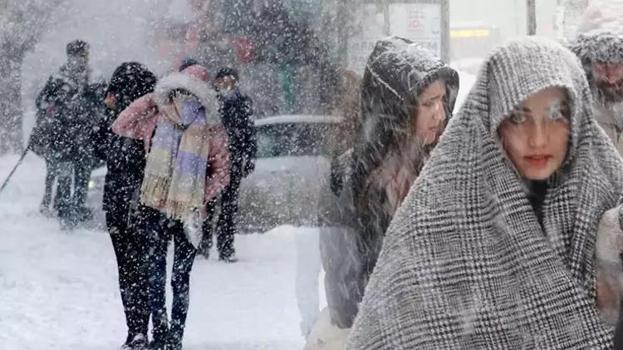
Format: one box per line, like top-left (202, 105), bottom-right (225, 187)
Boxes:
top-left (29, 105), bottom-right (60, 159)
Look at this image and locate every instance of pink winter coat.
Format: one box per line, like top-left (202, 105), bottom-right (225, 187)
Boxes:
top-left (112, 92), bottom-right (231, 203)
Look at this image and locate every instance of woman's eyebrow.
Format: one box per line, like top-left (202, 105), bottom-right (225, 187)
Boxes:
top-left (424, 93), bottom-right (445, 102)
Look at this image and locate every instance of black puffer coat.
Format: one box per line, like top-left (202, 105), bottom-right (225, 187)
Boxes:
top-left (91, 62), bottom-right (156, 214)
top-left (318, 37), bottom-right (459, 328)
top-left (218, 89), bottom-right (256, 179)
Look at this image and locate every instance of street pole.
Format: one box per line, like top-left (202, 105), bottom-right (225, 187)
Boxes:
top-left (527, 0), bottom-right (537, 35)
top-left (336, 0), bottom-right (349, 67)
top-left (441, 0), bottom-right (450, 62)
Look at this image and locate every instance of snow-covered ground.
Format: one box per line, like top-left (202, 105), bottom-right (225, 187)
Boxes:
top-left (0, 154), bottom-right (325, 350)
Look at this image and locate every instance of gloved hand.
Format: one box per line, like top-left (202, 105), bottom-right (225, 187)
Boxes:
top-left (242, 160), bottom-right (255, 178)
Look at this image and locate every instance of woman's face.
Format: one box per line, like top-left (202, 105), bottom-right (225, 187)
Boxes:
top-left (498, 87), bottom-right (570, 180)
top-left (104, 92), bottom-right (116, 110)
top-left (413, 80), bottom-right (447, 145)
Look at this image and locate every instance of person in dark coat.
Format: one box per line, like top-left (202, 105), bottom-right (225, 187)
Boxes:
top-left (310, 37), bottom-right (459, 346)
top-left (94, 61), bottom-right (157, 350)
top-left (199, 67), bottom-right (256, 262)
top-left (34, 39), bottom-right (94, 227)
top-left (31, 89), bottom-right (65, 216)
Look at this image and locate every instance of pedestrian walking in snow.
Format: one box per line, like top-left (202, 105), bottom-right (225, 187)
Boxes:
top-left (308, 37), bottom-right (459, 349)
top-left (570, 0), bottom-right (623, 155)
top-left (199, 67), bottom-right (256, 262)
top-left (294, 69), bottom-right (363, 343)
top-left (93, 61), bottom-right (157, 350)
top-left (32, 39), bottom-right (96, 228)
top-left (113, 64), bottom-right (230, 350)
top-left (348, 37), bottom-right (623, 349)
top-left (569, 2), bottom-right (623, 346)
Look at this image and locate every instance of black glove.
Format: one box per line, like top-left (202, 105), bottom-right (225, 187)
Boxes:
top-left (242, 161), bottom-right (255, 178)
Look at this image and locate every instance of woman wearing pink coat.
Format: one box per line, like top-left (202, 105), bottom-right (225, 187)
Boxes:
top-left (113, 64), bottom-right (230, 350)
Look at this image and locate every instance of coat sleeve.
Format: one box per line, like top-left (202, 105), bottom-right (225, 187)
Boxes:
top-left (318, 161), bottom-right (366, 329)
top-left (90, 110), bottom-right (113, 162)
top-left (35, 76), bottom-right (63, 111)
top-left (112, 94), bottom-right (158, 140)
top-left (204, 127), bottom-right (231, 202)
top-left (242, 96), bottom-right (257, 163)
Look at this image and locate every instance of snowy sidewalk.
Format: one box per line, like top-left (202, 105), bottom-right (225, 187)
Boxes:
top-left (0, 154), bottom-right (323, 350)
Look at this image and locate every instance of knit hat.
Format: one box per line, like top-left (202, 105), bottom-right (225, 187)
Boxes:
top-left (181, 64), bottom-right (210, 83)
top-left (215, 67), bottom-right (239, 81)
top-left (178, 57), bottom-right (199, 72)
top-left (66, 40), bottom-right (89, 57)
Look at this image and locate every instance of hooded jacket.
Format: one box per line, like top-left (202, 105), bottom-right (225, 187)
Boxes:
top-left (318, 37), bottom-right (459, 329)
top-left (348, 37), bottom-right (623, 350)
top-left (95, 62), bottom-right (157, 215)
top-left (570, 0), bottom-right (623, 154)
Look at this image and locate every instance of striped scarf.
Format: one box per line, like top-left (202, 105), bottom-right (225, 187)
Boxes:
top-left (348, 37), bottom-right (623, 349)
top-left (140, 96), bottom-right (211, 222)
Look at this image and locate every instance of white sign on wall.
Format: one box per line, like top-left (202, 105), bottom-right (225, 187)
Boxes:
top-left (389, 3), bottom-right (442, 57)
top-left (347, 3), bottom-right (443, 74)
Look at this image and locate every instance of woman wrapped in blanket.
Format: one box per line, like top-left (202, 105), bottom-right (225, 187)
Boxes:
top-left (348, 37), bottom-right (623, 349)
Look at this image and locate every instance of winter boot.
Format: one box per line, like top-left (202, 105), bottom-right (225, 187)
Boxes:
top-left (166, 328), bottom-right (184, 350)
top-left (73, 205), bottom-right (93, 223)
top-left (121, 333), bottom-right (147, 350)
top-left (149, 323), bottom-right (168, 350)
top-left (59, 216), bottom-right (76, 231)
top-left (39, 201), bottom-right (55, 217)
top-left (219, 252), bottom-right (238, 263)
top-left (197, 245), bottom-right (210, 259)
top-left (147, 339), bottom-right (167, 350)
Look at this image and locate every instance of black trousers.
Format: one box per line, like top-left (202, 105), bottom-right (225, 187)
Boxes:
top-left (54, 162), bottom-right (74, 220)
top-left (201, 173), bottom-right (242, 258)
top-left (41, 159), bottom-right (62, 209)
top-left (72, 161), bottom-right (91, 210)
top-left (106, 197), bottom-right (149, 340)
top-left (54, 160), bottom-right (91, 223)
top-left (143, 207), bottom-right (197, 345)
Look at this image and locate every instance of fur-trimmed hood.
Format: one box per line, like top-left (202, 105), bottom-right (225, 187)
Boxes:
top-left (153, 68), bottom-right (221, 125)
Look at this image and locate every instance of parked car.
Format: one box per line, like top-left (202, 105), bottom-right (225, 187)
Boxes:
top-left (87, 114), bottom-right (342, 232)
top-left (86, 166), bottom-right (107, 228)
top-left (238, 114), bottom-right (341, 232)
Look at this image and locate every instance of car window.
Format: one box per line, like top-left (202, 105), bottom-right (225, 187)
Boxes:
top-left (256, 123), bottom-right (336, 158)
